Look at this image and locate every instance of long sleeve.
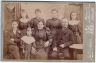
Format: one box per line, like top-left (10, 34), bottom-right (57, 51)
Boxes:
top-left (46, 19), bottom-right (50, 28)
top-left (58, 19), bottom-right (62, 29)
top-left (20, 40), bottom-right (25, 48)
top-left (7, 31), bottom-right (16, 45)
top-left (27, 19), bottom-right (31, 27)
top-left (32, 41), bottom-right (37, 48)
top-left (30, 18), bottom-right (34, 28)
top-left (14, 38), bottom-right (21, 43)
top-left (14, 32), bottom-right (21, 43)
top-left (77, 22), bottom-right (83, 43)
top-left (78, 22), bottom-right (82, 36)
top-left (64, 30), bottom-right (74, 48)
top-left (42, 19), bottom-right (45, 26)
top-left (46, 27), bottom-right (53, 46)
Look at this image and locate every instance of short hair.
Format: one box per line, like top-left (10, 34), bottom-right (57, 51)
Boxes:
top-left (35, 9), bottom-right (41, 13)
top-left (51, 9), bottom-right (58, 13)
top-left (12, 20), bottom-right (18, 24)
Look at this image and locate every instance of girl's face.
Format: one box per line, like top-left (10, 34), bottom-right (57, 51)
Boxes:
top-left (71, 13), bottom-right (77, 20)
top-left (27, 30), bottom-right (32, 36)
top-left (37, 22), bottom-right (44, 29)
top-left (52, 11), bottom-right (58, 18)
top-left (21, 12), bottom-right (27, 18)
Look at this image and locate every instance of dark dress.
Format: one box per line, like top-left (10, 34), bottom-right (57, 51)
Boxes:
top-left (32, 28), bottom-right (52, 59)
top-left (18, 20), bottom-right (29, 30)
top-left (18, 19), bottom-right (30, 36)
top-left (46, 18), bottom-right (62, 57)
top-left (30, 17), bottom-right (45, 29)
top-left (46, 18), bottom-right (62, 37)
top-left (68, 22), bottom-right (82, 44)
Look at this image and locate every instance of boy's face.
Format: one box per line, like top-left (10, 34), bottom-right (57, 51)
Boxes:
top-left (52, 11), bottom-right (58, 18)
top-left (27, 29), bottom-right (32, 36)
top-left (61, 19), bottom-right (69, 28)
top-left (35, 11), bottom-right (41, 18)
top-left (71, 13), bottom-right (77, 20)
top-left (12, 22), bottom-right (18, 29)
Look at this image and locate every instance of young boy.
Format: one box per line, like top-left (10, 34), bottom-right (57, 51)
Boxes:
top-left (21, 27), bottom-right (35, 59)
top-left (7, 20), bottom-right (20, 59)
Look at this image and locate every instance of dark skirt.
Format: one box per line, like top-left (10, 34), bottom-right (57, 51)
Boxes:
top-left (32, 48), bottom-right (48, 59)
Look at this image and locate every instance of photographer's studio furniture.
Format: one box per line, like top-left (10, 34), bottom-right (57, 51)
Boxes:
top-left (70, 44), bottom-right (83, 60)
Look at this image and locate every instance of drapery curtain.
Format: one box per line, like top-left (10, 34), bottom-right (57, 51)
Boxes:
top-left (3, 2), bottom-right (21, 59)
top-left (15, 3), bottom-right (21, 20)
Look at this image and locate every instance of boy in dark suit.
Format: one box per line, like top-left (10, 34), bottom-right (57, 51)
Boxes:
top-left (7, 20), bottom-right (21, 59)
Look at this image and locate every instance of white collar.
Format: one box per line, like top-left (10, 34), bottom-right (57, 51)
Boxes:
top-left (69, 20), bottom-right (80, 25)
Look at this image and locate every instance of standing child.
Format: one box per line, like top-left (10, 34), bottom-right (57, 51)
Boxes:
top-left (21, 27), bottom-right (35, 59)
top-left (69, 11), bottom-right (82, 44)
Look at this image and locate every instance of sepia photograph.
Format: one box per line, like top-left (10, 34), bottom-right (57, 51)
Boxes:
top-left (2, 2), bottom-right (86, 61)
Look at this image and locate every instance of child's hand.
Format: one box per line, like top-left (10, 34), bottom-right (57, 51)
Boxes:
top-left (53, 47), bottom-right (57, 51)
top-left (31, 47), bottom-right (36, 54)
top-left (10, 38), bottom-right (14, 41)
top-left (22, 49), bottom-right (25, 54)
top-left (44, 41), bottom-right (49, 47)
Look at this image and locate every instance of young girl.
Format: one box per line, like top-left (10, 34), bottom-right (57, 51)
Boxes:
top-left (68, 11), bottom-right (82, 44)
top-left (18, 9), bottom-right (30, 59)
top-left (68, 12), bottom-right (83, 60)
top-left (21, 27), bottom-right (35, 59)
top-left (18, 9), bottom-right (30, 30)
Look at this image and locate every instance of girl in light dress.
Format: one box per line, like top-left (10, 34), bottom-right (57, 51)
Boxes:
top-left (21, 27), bottom-right (35, 59)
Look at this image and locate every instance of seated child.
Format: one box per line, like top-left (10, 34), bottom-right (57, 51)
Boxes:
top-left (21, 27), bottom-right (35, 59)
